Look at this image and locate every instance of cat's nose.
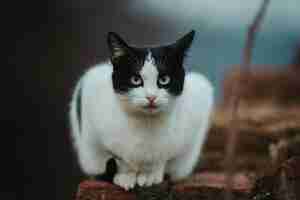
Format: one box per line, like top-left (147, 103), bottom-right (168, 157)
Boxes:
top-left (146, 96), bottom-right (157, 103)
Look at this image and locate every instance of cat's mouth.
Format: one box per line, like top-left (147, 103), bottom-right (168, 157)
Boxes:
top-left (143, 103), bottom-right (159, 111)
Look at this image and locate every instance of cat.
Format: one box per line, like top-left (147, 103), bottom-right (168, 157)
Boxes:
top-left (69, 30), bottom-right (214, 190)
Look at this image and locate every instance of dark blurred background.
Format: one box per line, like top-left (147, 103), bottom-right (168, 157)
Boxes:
top-left (10, 0), bottom-right (299, 199)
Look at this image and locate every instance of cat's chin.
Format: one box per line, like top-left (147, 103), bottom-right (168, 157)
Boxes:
top-left (120, 100), bottom-right (170, 116)
top-left (128, 106), bottom-right (166, 116)
top-left (140, 107), bottom-right (161, 115)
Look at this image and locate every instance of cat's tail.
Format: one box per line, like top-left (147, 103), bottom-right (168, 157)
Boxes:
top-left (69, 79), bottom-right (83, 148)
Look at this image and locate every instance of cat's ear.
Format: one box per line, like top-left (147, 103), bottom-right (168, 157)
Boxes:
top-left (107, 32), bottom-right (132, 62)
top-left (172, 30), bottom-right (195, 55)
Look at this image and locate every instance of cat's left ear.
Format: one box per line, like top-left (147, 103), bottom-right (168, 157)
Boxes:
top-left (107, 32), bottom-right (132, 62)
top-left (172, 30), bottom-right (195, 55)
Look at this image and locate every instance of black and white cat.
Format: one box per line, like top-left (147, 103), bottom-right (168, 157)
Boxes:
top-left (69, 30), bottom-right (214, 190)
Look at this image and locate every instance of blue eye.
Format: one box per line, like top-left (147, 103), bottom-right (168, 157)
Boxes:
top-left (158, 75), bottom-right (171, 86)
top-left (130, 75), bottom-right (142, 86)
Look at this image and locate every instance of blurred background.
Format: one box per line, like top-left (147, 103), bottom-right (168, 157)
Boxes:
top-left (11, 0), bottom-right (299, 199)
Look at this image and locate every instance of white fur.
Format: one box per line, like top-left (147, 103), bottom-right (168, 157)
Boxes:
top-left (69, 60), bottom-right (214, 190)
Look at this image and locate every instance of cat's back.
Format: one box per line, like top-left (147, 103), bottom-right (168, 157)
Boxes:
top-left (80, 62), bottom-right (117, 116)
top-left (176, 72), bottom-right (214, 123)
top-left (82, 62), bottom-right (113, 89)
top-left (79, 62), bottom-right (116, 102)
top-left (183, 72), bottom-right (214, 107)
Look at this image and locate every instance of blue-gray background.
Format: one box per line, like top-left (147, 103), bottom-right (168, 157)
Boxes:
top-left (76, 0), bottom-right (299, 98)
top-left (11, 0), bottom-right (299, 200)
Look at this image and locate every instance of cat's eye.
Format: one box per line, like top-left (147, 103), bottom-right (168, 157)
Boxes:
top-left (130, 75), bottom-right (143, 86)
top-left (158, 75), bottom-right (171, 86)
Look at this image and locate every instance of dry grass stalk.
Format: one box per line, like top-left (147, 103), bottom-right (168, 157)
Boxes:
top-left (224, 1), bottom-right (271, 200)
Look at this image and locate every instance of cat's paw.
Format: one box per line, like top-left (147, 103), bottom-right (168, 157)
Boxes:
top-left (113, 172), bottom-right (137, 191)
top-left (137, 171), bottom-right (163, 187)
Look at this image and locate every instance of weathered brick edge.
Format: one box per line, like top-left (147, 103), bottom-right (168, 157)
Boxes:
top-left (75, 172), bottom-right (253, 200)
top-left (76, 181), bottom-right (136, 200)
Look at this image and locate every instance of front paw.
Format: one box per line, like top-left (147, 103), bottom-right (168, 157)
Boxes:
top-left (113, 172), bottom-right (137, 191)
top-left (137, 171), bottom-right (163, 187)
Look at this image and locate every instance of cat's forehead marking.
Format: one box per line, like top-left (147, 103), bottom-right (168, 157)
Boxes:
top-left (140, 51), bottom-right (158, 81)
top-left (145, 50), bottom-right (155, 64)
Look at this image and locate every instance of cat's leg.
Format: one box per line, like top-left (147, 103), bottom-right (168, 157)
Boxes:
top-left (113, 159), bottom-right (137, 190)
top-left (137, 162), bottom-right (165, 187)
top-left (166, 141), bottom-right (202, 181)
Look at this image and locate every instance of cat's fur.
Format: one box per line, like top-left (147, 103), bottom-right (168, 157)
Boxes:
top-left (69, 31), bottom-right (214, 190)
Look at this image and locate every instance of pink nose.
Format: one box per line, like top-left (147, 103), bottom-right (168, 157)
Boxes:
top-left (146, 96), bottom-right (157, 103)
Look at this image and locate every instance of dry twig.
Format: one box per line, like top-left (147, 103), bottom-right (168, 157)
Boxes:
top-left (224, 1), bottom-right (271, 200)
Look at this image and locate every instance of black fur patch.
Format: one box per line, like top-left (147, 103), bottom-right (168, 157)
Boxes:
top-left (107, 31), bottom-right (195, 96)
top-left (94, 158), bottom-right (118, 183)
top-left (76, 86), bottom-right (82, 132)
top-left (111, 47), bottom-right (147, 93)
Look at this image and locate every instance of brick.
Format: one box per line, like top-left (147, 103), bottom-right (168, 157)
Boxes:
top-left (75, 172), bottom-right (253, 200)
top-left (75, 181), bottom-right (136, 200)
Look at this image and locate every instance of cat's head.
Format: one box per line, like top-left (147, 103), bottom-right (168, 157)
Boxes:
top-left (107, 31), bottom-right (195, 115)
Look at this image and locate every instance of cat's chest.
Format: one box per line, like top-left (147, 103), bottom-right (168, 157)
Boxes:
top-left (123, 134), bottom-right (180, 165)
top-left (108, 123), bottom-right (185, 165)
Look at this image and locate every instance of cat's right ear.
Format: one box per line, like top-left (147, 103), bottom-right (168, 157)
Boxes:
top-left (107, 32), bottom-right (131, 62)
